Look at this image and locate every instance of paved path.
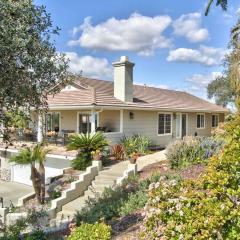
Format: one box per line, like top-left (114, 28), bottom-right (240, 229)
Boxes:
top-left (136, 150), bottom-right (166, 171)
top-left (0, 180), bottom-right (32, 207)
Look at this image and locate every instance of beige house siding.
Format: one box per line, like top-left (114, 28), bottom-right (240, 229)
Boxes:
top-left (45, 109), bottom-right (225, 147)
top-left (99, 110), bottom-right (120, 132)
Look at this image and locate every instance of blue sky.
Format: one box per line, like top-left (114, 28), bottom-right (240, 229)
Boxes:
top-left (35, 0), bottom-right (240, 100)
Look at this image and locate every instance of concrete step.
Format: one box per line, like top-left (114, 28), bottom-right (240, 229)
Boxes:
top-left (92, 179), bottom-right (115, 187)
top-left (95, 174), bottom-right (117, 181)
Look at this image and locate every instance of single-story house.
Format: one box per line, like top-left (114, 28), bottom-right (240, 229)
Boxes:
top-left (32, 56), bottom-right (228, 147)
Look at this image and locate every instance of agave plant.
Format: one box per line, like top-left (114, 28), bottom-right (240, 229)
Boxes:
top-left (10, 144), bottom-right (51, 204)
top-left (67, 132), bottom-right (109, 170)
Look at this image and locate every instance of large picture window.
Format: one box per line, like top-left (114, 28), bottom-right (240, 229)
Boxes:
top-left (158, 113), bottom-right (172, 135)
top-left (45, 112), bottom-right (60, 132)
top-left (212, 114), bottom-right (219, 128)
top-left (197, 114), bottom-right (205, 129)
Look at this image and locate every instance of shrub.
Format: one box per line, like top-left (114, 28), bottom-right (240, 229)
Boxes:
top-left (67, 132), bottom-right (109, 170)
top-left (71, 151), bottom-right (92, 170)
top-left (141, 115), bottom-right (240, 239)
top-left (25, 230), bottom-right (47, 240)
top-left (119, 190), bottom-right (147, 216)
top-left (67, 223), bottom-right (111, 240)
top-left (121, 135), bottom-right (151, 158)
top-left (166, 136), bottom-right (224, 169)
top-left (111, 144), bottom-right (125, 160)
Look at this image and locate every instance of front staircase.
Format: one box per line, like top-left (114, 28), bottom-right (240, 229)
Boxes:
top-left (56, 161), bottom-right (128, 220)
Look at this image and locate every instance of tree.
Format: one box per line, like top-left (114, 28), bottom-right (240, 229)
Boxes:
top-left (0, 0), bottom-right (69, 140)
top-left (205, 0), bottom-right (228, 15)
top-left (10, 144), bottom-right (51, 204)
top-left (207, 76), bottom-right (235, 107)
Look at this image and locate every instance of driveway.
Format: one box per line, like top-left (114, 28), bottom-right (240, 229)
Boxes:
top-left (0, 180), bottom-right (33, 207)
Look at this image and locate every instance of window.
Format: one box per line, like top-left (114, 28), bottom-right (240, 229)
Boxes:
top-left (158, 113), bottom-right (172, 135)
top-left (212, 114), bottom-right (219, 128)
top-left (45, 112), bottom-right (60, 132)
top-left (197, 114), bottom-right (205, 129)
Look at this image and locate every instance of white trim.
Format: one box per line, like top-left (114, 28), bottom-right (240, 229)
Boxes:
top-left (196, 113), bottom-right (205, 129)
top-left (157, 112), bottom-right (173, 136)
top-left (47, 105), bottom-right (228, 114)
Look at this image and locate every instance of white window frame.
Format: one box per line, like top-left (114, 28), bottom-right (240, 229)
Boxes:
top-left (212, 114), bottom-right (219, 128)
top-left (45, 112), bottom-right (61, 132)
top-left (157, 112), bottom-right (173, 136)
top-left (196, 113), bottom-right (205, 129)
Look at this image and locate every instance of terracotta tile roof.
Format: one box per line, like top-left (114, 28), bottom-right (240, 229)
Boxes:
top-left (47, 77), bottom-right (228, 113)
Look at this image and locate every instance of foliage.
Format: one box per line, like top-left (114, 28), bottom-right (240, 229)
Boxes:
top-left (119, 190), bottom-right (147, 216)
top-left (67, 223), bottom-right (111, 240)
top-left (25, 230), bottom-right (47, 240)
top-left (111, 144), bottom-right (125, 160)
top-left (75, 173), bottom-right (161, 226)
top-left (121, 135), bottom-right (151, 159)
top-left (9, 144), bottom-right (51, 204)
top-left (166, 136), bottom-right (225, 169)
top-left (0, 210), bottom-right (48, 240)
top-left (141, 114), bottom-right (240, 239)
top-left (205, 0), bottom-right (228, 15)
top-left (207, 75), bottom-right (235, 107)
top-left (71, 151), bottom-right (92, 170)
top-left (0, 0), bottom-right (69, 141)
top-left (67, 132), bottom-right (109, 170)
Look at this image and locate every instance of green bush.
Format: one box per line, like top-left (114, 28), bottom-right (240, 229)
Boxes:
top-left (67, 132), bottom-right (109, 170)
top-left (121, 135), bottom-right (151, 158)
top-left (25, 230), bottom-right (47, 240)
top-left (119, 190), bottom-right (147, 216)
top-left (67, 223), bottom-right (111, 240)
top-left (166, 136), bottom-right (224, 169)
top-left (141, 115), bottom-right (240, 239)
top-left (71, 151), bottom-right (92, 170)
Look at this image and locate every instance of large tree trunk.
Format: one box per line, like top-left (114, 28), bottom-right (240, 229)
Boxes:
top-left (30, 163), bottom-right (41, 204)
top-left (39, 161), bottom-right (45, 204)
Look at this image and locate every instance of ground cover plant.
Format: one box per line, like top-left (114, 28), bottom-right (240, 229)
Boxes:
top-left (166, 136), bottom-right (225, 169)
top-left (67, 223), bottom-right (111, 240)
top-left (141, 115), bottom-right (240, 239)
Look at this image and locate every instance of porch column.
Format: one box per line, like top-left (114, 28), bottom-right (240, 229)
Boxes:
top-left (91, 109), bottom-right (96, 134)
top-left (120, 109), bottom-right (124, 133)
top-left (37, 113), bottom-right (43, 143)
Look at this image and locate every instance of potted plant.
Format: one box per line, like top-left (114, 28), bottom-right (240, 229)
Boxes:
top-left (129, 152), bottom-right (139, 164)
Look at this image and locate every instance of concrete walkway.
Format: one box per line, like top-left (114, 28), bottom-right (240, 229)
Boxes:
top-left (0, 180), bottom-right (32, 207)
top-left (136, 150), bottom-right (166, 171)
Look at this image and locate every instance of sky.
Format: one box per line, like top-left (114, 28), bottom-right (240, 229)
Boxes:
top-left (35, 0), bottom-right (240, 100)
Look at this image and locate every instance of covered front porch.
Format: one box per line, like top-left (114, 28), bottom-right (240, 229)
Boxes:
top-left (29, 108), bottom-right (124, 145)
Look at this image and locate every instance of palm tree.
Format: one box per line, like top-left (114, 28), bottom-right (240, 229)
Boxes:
top-left (10, 144), bottom-right (50, 204)
top-left (205, 0), bottom-right (228, 16)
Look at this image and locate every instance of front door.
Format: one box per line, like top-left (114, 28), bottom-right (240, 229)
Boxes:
top-left (176, 113), bottom-right (187, 139)
top-left (79, 114), bottom-right (91, 134)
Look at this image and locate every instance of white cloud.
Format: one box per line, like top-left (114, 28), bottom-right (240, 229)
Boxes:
top-left (68, 13), bottom-right (172, 56)
top-left (65, 52), bottom-right (112, 79)
top-left (173, 12), bottom-right (209, 42)
top-left (167, 45), bottom-right (227, 66)
top-left (186, 71), bottom-right (222, 90)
